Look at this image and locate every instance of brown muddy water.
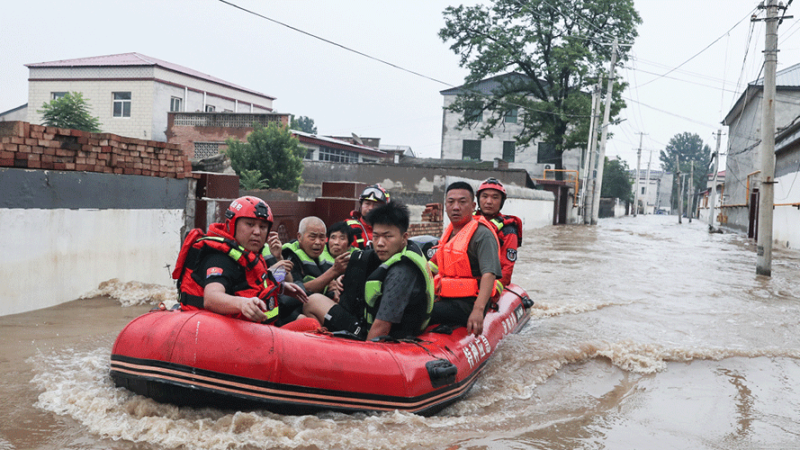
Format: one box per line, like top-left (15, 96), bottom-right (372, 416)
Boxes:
top-left (1, 214), bottom-right (799, 450)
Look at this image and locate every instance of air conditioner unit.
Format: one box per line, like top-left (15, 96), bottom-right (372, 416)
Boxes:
top-left (544, 164), bottom-right (552, 170)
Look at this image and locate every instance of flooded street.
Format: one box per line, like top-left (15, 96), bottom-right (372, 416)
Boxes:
top-left (2, 214), bottom-right (800, 449)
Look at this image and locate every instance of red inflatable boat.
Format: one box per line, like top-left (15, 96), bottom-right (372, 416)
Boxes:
top-left (110, 285), bottom-right (533, 416)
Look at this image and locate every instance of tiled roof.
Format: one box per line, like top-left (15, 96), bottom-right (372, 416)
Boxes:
top-left (25, 52), bottom-right (274, 100)
top-left (440, 72), bottom-right (543, 96)
top-left (292, 130), bottom-right (387, 157)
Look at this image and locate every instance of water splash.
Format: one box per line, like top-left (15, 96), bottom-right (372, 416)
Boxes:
top-left (80, 278), bottom-right (176, 308)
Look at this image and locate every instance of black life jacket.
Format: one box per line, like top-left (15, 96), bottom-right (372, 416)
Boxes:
top-left (172, 225), bottom-right (279, 322)
top-left (340, 241), bottom-right (434, 338)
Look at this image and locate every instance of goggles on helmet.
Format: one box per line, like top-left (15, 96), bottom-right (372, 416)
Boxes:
top-left (360, 185), bottom-right (390, 203)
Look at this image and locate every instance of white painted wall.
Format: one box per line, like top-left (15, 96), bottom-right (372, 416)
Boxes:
top-left (443, 176), bottom-right (555, 232)
top-left (0, 208), bottom-right (182, 316)
top-left (772, 169), bottom-right (800, 249)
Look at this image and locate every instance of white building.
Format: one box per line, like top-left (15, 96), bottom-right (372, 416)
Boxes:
top-left (25, 52), bottom-right (275, 142)
top-left (632, 170), bottom-right (673, 214)
top-left (439, 73), bottom-right (581, 179)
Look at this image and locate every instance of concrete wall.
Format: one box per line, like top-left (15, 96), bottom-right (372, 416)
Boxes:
top-left (0, 121), bottom-right (192, 316)
top-left (299, 160), bottom-right (532, 203)
top-left (772, 144), bottom-right (800, 248)
top-left (724, 89), bottom-right (800, 233)
top-left (0, 169), bottom-right (188, 316)
top-left (443, 176), bottom-right (555, 233)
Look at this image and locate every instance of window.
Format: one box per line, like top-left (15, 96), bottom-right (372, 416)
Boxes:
top-left (113, 92), bottom-right (131, 117)
top-left (205, 105), bottom-right (216, 112)
top-left (52, 92), bottom-right (67, 100)
top-left (504, 108), bottom-right (518, 123)
top-left (503, 141), bottom-right (516, 162)
top-left (462, 140), bottom-right (481, 161)
top-left (318, 146), bottom-right (358, 163)
top-left (194, 142), bottom-right (221, 159)
top-left (464, 101), bottom-right (483, 123)
top-left (170, 97), bottom-right (182, 112)
top-left (537, 142), bottom-right (558, 164)
top-left (642, 186), bottom-right (646, 195)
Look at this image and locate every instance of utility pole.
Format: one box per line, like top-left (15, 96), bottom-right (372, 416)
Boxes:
top-left (644, 149), bottom-right (653, 214)
top-left (634, 146), bottom-right (641, 217)
top-left (633, 132), bottom-right (646, 217)
top-left (709, 129), bottom-right (722, 231)
top-left (756, 0), bottom-right (783, 276)
top-left (676, 154), bottom-right (682, 224)
top-left (689, 161), bottom-right (694, 223)
top-left (591, 38), bottom-right (619, 225)
top-left (583, 78), bottom-right (602, 224)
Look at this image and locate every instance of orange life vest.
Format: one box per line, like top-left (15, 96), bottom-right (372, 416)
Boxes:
top-left (434, 215), bottom-right (500, 299)
top-left (172, 223), bottom-right (280, 322)
top-left (483, 213), bottom-right (523, 287)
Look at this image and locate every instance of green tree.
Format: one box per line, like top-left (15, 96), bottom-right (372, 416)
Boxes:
top-left (37, 92), bottom-right (101, 132)
top-left (601, 156), bottom-right (632, 201)
top-left (439, 0), bottom-right (640, 169)
top-left (659, 132), bottom-right (712, 213)
top-left (224, 123), bottom-right (305, 192)
top-left (290, 116), bottom-right (317, 134)
top-left (238, 169), bottom-right (269, 190)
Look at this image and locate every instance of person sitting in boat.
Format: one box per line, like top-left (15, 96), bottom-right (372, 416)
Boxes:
top-left (173, 196), bottom-right (312, 328)
top-left (475, 177), bottom-right (523, 289)
top-left (320, 221), bottom-right (355, 301)
top-left (345, 184), bottom-right (390, 250)
top-left (303, 202), bottom-right (434, 341)
top-left (262, 228), bottom-right (294, 282)
top-left (428, 182), bottom-right (501, 336)
top-left (279, 217), bottom-right (351, 319)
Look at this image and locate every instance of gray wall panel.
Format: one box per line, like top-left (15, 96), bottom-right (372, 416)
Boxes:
top-left (0, 168), bottom-right (188, 209)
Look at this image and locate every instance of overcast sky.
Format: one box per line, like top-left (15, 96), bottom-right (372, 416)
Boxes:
top-left (3, 0), bottom-right (799, 172)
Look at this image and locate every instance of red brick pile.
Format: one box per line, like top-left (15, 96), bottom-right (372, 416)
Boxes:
top-left (421, 202), bottom-right (443, 222)
top-left (0, 121), bottom-right (193, 178)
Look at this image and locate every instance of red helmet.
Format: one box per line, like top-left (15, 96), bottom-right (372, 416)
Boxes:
top-left (224, 196), bottom-right (273, 235)
top-left (359, 184), bottom-right (390, 204)
top-left (477, 178), bottom-right (507, 208)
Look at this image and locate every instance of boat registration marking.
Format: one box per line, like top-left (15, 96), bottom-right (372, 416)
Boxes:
top-left (464, 335), bottom-right (492, 368)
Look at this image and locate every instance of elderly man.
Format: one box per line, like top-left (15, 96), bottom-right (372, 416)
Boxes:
top-left (429, 182), bottom-right (501, 336)
top-left (282, 217), bottom-right (350, 294)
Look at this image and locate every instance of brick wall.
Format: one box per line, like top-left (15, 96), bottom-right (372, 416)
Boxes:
top-left (408, 222), bottom-right (442, 238)
top-left (166, 112), bottom-right (290, 159)
top-left (0, 121), bottom-right (191, 178)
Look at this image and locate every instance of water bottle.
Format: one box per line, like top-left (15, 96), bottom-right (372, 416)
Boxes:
top-left (273, 266), bottom-right (286, 283)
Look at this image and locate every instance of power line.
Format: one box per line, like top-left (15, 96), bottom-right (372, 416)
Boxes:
top-left (217, 0), bottom-right (453, 87)
top-left (637, 8), bottom-right (757, 89)
top-left (621, 95), bottom-right (720, 129)
top-left (218, 0), bottom-right (595, 120)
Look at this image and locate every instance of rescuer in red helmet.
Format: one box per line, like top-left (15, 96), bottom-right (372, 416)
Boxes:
top-left (345, 184), bottom-right (390, 249)
top-left (172, 196), bottom-right (310, 327)
top-left (475, 178), bottom-right (523, 288)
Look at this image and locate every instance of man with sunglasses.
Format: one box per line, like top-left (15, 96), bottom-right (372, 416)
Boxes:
top-left (345, 184), bottom-right (390, 250)
top-left (475, 178), bottom-right (523, 288)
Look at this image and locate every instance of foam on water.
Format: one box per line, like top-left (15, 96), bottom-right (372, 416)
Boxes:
top-left (80, 278), bottom-right (177, 308)
top-left (20, 215), bottom-right (800, 449)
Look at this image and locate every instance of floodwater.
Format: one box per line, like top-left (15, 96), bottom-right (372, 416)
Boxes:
top-left (2, 214), bottom-right (800, 450)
